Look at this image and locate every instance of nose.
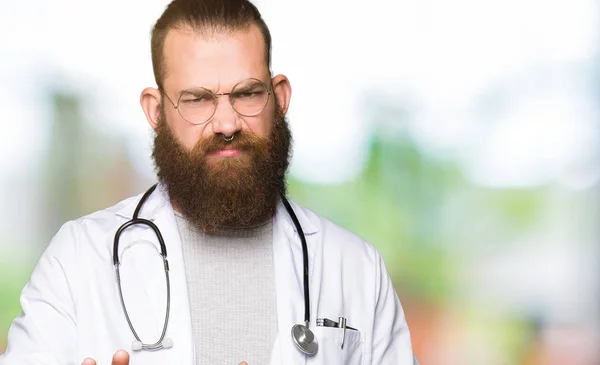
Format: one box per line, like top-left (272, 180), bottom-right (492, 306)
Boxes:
top-left (210, 94), bottom-right (242, 137)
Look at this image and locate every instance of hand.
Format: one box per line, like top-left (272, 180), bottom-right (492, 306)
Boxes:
top-left (238, 362), bottom-right (248, 365)
top-left (81, 350), bottom-right (130, 365)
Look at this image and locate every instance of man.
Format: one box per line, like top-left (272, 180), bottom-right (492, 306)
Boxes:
top-left (0, 0), bottom-right (418, 364)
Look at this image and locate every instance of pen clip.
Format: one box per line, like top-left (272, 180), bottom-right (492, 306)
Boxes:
top-left (339, 317), bottom-right (347, 349)
top-left (316, 317), bottom-right (338, 327)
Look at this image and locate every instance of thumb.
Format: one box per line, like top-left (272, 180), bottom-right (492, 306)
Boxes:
top-left (112, 350), bottom-right (130, 365)
top-left (238, 362), bottom-right (248, 365)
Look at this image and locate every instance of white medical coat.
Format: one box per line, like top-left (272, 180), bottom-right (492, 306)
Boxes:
top-left (0, 187), bottom-right (418, 365)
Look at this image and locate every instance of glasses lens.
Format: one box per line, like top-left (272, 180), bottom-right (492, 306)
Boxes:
top-left (178, 88), bottom-right (216, 124)
top-left (230, 79), bottom-right (269, 116)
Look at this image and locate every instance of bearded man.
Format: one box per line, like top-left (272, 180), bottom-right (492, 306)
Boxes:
top-left (0, 1), bottom-right (418, 364)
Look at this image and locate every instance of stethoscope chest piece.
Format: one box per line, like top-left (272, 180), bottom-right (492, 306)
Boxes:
top-left (291, 323), bottom-right (318, 355)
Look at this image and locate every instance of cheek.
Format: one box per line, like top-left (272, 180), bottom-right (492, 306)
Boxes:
top-left (244, 112), bottom-right (274, 138)
top-left (166, 110), bottom-right (206, 150)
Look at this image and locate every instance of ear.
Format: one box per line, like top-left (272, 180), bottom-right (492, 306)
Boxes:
top-left (140, 87), bottom-right (163, 130)
top-left (271, 74), bottom-right (291, 115)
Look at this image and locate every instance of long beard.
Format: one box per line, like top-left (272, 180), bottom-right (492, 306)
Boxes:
top-left (152, 106), bottom-right (292, 234)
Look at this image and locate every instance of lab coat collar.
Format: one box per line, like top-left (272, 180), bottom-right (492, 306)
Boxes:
top-left (115, 183), bottom-right (320, 235)
top-left (115, 183), bottom-right (168, 221)
top-left (274, 196), bottom-right (319, 235)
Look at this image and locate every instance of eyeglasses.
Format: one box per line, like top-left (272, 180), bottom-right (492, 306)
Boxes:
top-left (160, 78), bottom-right (272, 125)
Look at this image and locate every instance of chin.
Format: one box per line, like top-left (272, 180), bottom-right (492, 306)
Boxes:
top-left (207, 153), bottom-right (250, 166)
top-left (208, 155), bottom-right (253, 174)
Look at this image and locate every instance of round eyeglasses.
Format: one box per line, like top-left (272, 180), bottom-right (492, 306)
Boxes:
top-left (161, 78), bottom-right (272, 125)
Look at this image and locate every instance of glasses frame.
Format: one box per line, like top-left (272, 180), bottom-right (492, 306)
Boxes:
top-left (160, 78), bottom-right (273, 125)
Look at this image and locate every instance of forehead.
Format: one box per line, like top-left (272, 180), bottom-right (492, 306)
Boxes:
top-left (162, 24), bottom-right (269, 92)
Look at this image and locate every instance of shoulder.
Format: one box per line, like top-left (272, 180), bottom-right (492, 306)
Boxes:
top-left (74, 193), bottom-right (142, 229)
top-left (45, 192), bottom-right (144, 256)
top-left (293, 202), bottom-right (380, 263)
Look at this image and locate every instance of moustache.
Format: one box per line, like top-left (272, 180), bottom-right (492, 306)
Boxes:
top-left (192, 131), bottom-right (265, 156)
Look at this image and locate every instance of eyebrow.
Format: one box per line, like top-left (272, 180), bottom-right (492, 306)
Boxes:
top-left (176, 87), bottom-right (203, 97)
top-left (178, 87), bottom-right (212, 96)
top-left (175, 79), bottom-right (267, 97)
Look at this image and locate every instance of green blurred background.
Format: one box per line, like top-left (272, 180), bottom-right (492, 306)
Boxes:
top-left (1, 1), bottom-right (598, 364)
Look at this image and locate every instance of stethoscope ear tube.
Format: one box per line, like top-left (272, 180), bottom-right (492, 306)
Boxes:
top-left (113, 183), bottom-right (172, 352)
top-left (113, 184), bottom-right (160, 266)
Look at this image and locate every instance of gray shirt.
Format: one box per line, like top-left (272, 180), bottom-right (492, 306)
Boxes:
top-left (175, 213), bottom-right (277, 365)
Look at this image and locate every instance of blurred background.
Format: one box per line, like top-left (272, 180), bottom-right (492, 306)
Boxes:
top-left (1, 0), bottom-right (598, 363)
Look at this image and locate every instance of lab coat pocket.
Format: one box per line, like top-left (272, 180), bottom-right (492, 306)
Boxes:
top-left (308, 326), bottom-right (363, 365)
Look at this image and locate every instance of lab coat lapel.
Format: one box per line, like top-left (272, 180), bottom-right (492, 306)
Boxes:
top-left (151, 194), bottom-right (195, 364)
top-left (115, 186), bottom-right (195, 364)
top-left (272, 200), bottom-right (320, 365)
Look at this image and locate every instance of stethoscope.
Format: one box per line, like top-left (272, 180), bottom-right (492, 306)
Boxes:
top-left (113, 184), bottom-right (319, 355)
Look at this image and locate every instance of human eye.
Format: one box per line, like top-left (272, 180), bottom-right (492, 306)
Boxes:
top-left (233, 88), bottom-right (263, 99)
top-left (181, 91), bottom-right (212, 104)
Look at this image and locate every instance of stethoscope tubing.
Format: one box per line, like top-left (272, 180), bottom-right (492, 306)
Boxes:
top-left (113, 184), bottom-right (172, 351)
top-left (280, 195), bottom-right (311, 326)
top-left (114, 264), bottom-right (171, 351)
top-left (112, 184), bottom-right (313, 353)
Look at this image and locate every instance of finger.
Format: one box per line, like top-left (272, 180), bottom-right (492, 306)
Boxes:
top-left (112, 350), bottom-right (130, 365)
top-left (81, 358), bottom-right (96, 365)
top-left (238, 362), bottom-right (248, 365)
